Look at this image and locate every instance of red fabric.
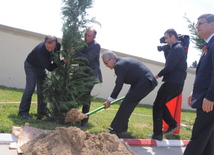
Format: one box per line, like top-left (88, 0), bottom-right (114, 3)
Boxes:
top-left (162, 94), bottom-right (182, 134)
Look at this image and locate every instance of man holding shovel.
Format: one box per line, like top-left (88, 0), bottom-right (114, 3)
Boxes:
top-left (102, 50), bottom-right (157, 137)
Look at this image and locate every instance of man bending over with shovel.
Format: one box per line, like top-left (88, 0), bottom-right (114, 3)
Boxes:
top-left (102, 50), bottom-right (157, 137)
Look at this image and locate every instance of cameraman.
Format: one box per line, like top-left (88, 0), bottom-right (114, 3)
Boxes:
top-left (151, 29), bottom-right (187, 141)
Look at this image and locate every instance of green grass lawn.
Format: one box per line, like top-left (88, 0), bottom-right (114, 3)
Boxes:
top-left (0, 85), bottom-right (196, 140)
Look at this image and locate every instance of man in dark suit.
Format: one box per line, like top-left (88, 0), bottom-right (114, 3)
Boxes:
top-left (184, 14), bottom-right (214, 155)
top-left (18, 35), bottom-right (62, 119)
top-left (152, 29), bottom-right (187, 141)
top-left (102, 50), bottom-right (157, 137)
top-left (77, 28), bottom-right (102, 127)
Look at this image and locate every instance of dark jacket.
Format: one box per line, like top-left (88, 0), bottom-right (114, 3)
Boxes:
top-left (158, 42), bottom-right (187, 85)
top-left (26, 42), bottom-right (61, 71)
top-left (77, 40), bottom-right (102, 83)
top-left (110, 57), bottom-right (157, 99)
top-left (191, 36), bottom-right (214, 108)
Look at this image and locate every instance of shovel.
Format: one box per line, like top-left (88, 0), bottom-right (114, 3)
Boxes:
top-left (65, 96), bottom-right (125, 123)
top-left (85, 96), bottom-right (125, 116)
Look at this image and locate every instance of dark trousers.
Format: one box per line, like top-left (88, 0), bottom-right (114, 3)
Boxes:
top-left (81, 84), bottom-right (95, 122)
top-left (111, 78), bottom-right (156, 133)
top-left (19, 61), bottom-right (47, 116)
top-left (184, 109), bottom-right (214, 155)
top-left (153, 82), bottom-right (183, 135)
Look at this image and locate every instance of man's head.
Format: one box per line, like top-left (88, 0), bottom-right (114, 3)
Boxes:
top-left (102, 50), bottom-right (118, 69)
top-left (196, 14), bottom-right (214, 39)
top-left (164, 29), bottom-right (178, 45)
top-left (84, 28), bottom-right (97, 43)
top-left (44, 35), bottom-right (57, 52)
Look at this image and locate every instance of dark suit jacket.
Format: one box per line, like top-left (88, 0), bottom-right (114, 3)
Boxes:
top-left (77, 40), bottom-right (102, 83)
top-left (110, 57), bottom-right (157, 99)
top-left (26, 42), bottom-right (61, 71)
top-left (158, 42), bottom-right (187, 85)
top-left (191, 35), bottom-right (214, 108)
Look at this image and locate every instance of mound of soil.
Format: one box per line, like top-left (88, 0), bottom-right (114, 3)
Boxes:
top-left (20, 126), bottom-right (133, 155)
top-left (65, 109), bottom-right (88, 123)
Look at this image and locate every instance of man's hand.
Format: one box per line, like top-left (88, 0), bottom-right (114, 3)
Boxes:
top-left (202, 98), bottom-right (214, 113)
top-left (63, 59), bottom-right (68, 64)
top-left (187, 94), bottom-right (192, 107)
top-left (155, 75), bottom-right (160, 79)
top-left (104, 100), bottom-right (111, 109)
top-left (63, 58), bottom-right (73, 64)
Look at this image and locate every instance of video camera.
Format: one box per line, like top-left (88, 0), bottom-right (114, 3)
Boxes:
top-left (157, 34), bottom-right (190, 52)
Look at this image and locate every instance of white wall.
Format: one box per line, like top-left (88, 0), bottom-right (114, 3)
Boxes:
top-left (92, 49), bottom-right (196, 110)
top-left (0, 24), bottom-right (45, 88)
top-left (0, 24), bottom-right (196, 110)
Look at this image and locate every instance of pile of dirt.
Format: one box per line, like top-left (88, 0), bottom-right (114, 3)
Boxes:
top-left (65, 109), bottom-right (88, 123)
top-left (20, 126), bottom-right (134, 155)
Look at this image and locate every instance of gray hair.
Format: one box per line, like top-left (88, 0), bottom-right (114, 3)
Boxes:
top-left (45, 35), bottom-right (57, 44)
top-left (198, 14), bottom-right (214, 23)
top-left (86, 28), bottom-right (97, 37)
top-left (102, 50), bottom-right (118, 59)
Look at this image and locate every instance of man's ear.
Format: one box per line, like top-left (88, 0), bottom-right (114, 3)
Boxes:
top-left (171, 34), bottom-right (175, 39)
top-left (210, 22), bottom-right (214, 29)
top-left (171, 34), bottom-right (177, 41)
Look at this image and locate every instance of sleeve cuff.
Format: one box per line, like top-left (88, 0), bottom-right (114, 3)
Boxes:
top-left (107, 97), bottom-right (115, 102)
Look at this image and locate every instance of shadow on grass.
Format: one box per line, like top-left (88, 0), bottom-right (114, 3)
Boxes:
top-left (122, 132), bottom-right (136, 138)
top-left (0, 85), bottom-right (38, 95)
top-left (0, 85), bottom-right (24, 93)
top-left (7, 112), bottom-right (96, 132)
top-left (165, 134), bottom-right (181, 140)
top-left (7, 113), bottom-right (70, 131)
top-left (8, 113), bottom-right (49, 127)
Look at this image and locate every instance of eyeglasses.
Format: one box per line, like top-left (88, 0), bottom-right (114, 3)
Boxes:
top-left (104, 58), bottom-right (111, 65)
top-left (196, 21), bottom-right (207, 26)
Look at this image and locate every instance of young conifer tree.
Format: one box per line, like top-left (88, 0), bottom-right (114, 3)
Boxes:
top-left (184, 14), bottom-right (205, 68)
top-left (43, 0), bottom-right (100, 123)
top-left (184, 15), bottom-right (205, 51)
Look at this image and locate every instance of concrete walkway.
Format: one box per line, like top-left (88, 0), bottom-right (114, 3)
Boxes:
top-left (131, 146), bottom-right (186, 155)
top-left (0, 144), bottom-right (186, 155)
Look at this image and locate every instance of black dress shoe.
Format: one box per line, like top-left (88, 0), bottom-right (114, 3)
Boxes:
top-left (36, 114), bottom-right (44, 120)
top-left (163, 124), bottom-right (179, 135)
top-left (151, 134), bottom-right (163, 141)
top-left (19, 114), bottom-right (31, 119)
top-left (109, 130), bottom-right (121, 138)
top-left (36, 113), bottom-right (52, 120)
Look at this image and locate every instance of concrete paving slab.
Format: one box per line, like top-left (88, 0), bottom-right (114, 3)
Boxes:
top-left (0, 144), bottom-right (17, 155)
top-left (0, 134), bottom-right (18, 144)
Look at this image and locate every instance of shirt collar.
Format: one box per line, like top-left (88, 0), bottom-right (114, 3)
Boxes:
top-left (170, 41), bottom-right (179, 48)
top-left (206, 33), bottom-right (214, 44)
